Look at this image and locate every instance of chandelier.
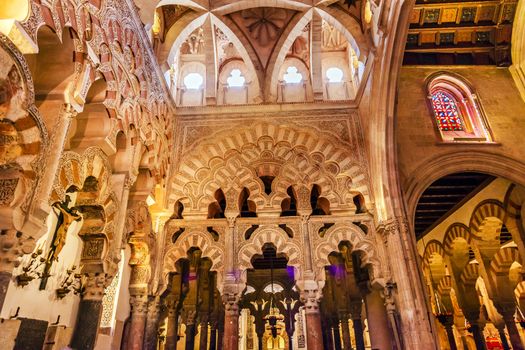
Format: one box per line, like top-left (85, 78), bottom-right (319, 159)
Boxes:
top-left (264, 254), bottom-right (284, 338)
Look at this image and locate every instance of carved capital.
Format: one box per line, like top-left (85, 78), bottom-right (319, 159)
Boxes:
top-left (222, 292), bottom-right (240, 316)
top-left (82, 273), bottom-right (108, 301)
top-left (130, 293), bottom-right (149, 316)
top-left (63, 103), bottom-right (78, 118)
top-left (300, 288), bottom-right (322, 314)
top-left (381, 281), bottom-right (397, 313)
top-left (377, 217), bottom-right (408, 243)
top-left (226, 216), bottom-right (236, 228)
top-left (183, 308), bottom-right (198, 325)
top-left (124, 174), bottom-right (137, 190)
top-left (349, 302), bottom-right (363, 320)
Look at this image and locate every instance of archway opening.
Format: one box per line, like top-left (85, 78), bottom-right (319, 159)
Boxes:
top-left (240, 244), bottom-right (300, 350)
top-left (415, 171), bottom-right (525, 350)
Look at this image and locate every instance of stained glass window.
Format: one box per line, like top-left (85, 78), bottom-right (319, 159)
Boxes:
top-left (431, 91), bottom-right (464, 131)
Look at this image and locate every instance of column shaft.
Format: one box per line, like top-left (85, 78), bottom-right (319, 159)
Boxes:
top-left (199, 322), bottom-right (209, 350)
top-left (498, 328), bottom-right (511, 350)
top-left (364, 289), bottom-right (393, 350)
top-left (352, 318), bottom-right (366, 350)
top-left (128, 295), bottom-right (148, 350)
top-left (341, 318), bottom-right (352, 350)
top-left (444, 325), bottom-right (458, 350)
top-left (504, 316), bottom-right (524, 350)
top-left (223, 312), bottom-right (239, 350)
top-left (305, 312), bottom-right (324, 350)
top-left (469, 324), bottom-right (487, 350)
top-left (70, 299), bottom-right (103, 350)
top-left (209, 327), bottom-right (217, 350)
top-left (185, 323), bottom-right (196, 350)
top-left (165, 308), bottom-right (179, 350)
top-left (333, 323), bottom-right (342, 350)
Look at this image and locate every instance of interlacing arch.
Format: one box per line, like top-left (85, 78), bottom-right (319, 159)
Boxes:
top-left (0, 34), bottom-right (48, 221)
top-left (169, 122), bottom-right (370, 215)
top-left (163, 229), bottom-right (225, 283)
top-left (312, 223), bottom-right (384, 285)
top-left (237, 226), bottom-right (303, 271)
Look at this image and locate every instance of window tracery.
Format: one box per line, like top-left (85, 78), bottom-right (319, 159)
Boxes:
top-left (283, 66), bottom-right (303, 84)
top-left (227, 69), bottom-right (246, 87)
top-left (430, 91), bottom-right (463, 131)
top-left (426, 73), bottom-right (493, 142)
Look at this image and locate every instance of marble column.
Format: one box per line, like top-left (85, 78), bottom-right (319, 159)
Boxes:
top-left (184, 310), bottom-right (197, 350)
top-left (301, 289), bottom-right (324, 350)
top-left (322, 318), bottom-right (334, 350)
top-left (209, 325), bottom-right (217, 350)
top-left (349, 303), bottom-right (365, 350)
top-left (70, 274), bottom-right (106, 350)
top-left (467, 321), bottom-right (487, 350)
top-left (364, 289), bottom-right (393, 350)
top-left (496, 324), bottom-right (511, 350)
top-left (165, 297), bottom-right (179, 350)
top-left (199, 318), bottom-right (209, 350)
top-left (340, 316), bottom-right (352, 350)
top-left (144, 297), bottom-right (161, 350)
top-left (223, 301), bottom-right (239, 350)
top-left (502, 312), bottom-right (524, 350)
top-left (128, 293), bottom-right (149, 350)
top-left (333, 320), bottom-right (342, 350)
top-left (217, 321), bottom-right (224, 350)
top-left (436, 315), bottom-right (457, 350)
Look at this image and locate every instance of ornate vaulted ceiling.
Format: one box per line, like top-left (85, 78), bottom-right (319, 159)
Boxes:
top-left (404, 0), bottom-right (519, 66)
top-left (149, 0), bottom-right (372, 104)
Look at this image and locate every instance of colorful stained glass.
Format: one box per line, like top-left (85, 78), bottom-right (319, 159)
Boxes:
top-left (431, 91), bottom-right (464, 131)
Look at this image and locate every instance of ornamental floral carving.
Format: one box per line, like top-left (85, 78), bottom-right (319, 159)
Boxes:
top-left (241, 8), bottom-right (287, 47)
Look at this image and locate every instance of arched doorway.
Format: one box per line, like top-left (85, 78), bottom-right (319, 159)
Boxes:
top-left (414, 171), bottom-right (525, 350)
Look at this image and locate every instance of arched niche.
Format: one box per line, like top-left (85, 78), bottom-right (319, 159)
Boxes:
top-left (217, 59), bottom-right (261, 105)
top-left (277, 57), bottom-right (312, 103)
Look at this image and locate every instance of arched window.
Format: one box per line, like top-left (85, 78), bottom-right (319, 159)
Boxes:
top-left (427, 73), bottom-right (493, 142)
top-left (283, 66), bottom-right (303, 84)
top-left (227, 69), bottom-right (245, 87)
top-left (183, 72), bottom-right (203, 90)
top-left (430, 91), bottom-right (463, 131)
top-left (326, 67), bottom-right (344, 83)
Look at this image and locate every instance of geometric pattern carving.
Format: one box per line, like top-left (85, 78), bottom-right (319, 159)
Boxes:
top-left (312, 222), bottom-right (384, 286)
top-left (237, 226), bottom-right (303, 272)
top-left (170, 122), bottom-right (370, 216)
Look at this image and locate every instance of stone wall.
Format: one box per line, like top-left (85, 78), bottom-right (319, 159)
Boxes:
top-left (396, 66), bottom-right (525, 215)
